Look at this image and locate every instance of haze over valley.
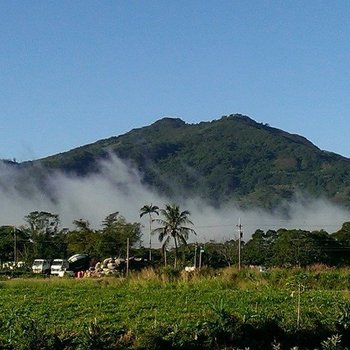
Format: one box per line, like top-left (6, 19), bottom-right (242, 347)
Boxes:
top-left (1, 115), bottom-right (349, 242)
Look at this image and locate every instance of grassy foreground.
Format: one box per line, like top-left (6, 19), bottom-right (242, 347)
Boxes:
top-left (1, 267), bottom-right (350, 349)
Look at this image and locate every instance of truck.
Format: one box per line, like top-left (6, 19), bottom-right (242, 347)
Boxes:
top-left (67, 254), bottom-right (90, 272)
top-left (50, 259), bottom-right (69, 275)
top-left (53, 254), bottom-right (91, 277)
top-left (32, 254), bottom-right (90, 276)
top-left (32, 259), bottom-right (51, 274)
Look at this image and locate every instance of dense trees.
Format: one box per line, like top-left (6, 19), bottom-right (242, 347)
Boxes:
top-left (331, 222), bottom-right (350, 265)
top-left (99, 212), bottom-right (141, 258)
top-left (0, 211), bottom-right (141, 265)
top-left (242, 229), bottom-right (274, 266)
top-left (242, 227), bottom-right (346, 267)
top-left (0, 226), bottom-right (17, 263)
top-left (23, 211), bottom-right (67, 261)
top-left (199, 240), bottom-right (238, 268)
top-left (64, 214), bottom-right (141, 260)
top-left (1, 207), bottom-right (350, 270)
top-left (65, 219), bottom-right (96, 257)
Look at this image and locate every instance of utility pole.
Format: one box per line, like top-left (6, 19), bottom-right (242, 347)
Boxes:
top-left (236, 218), bottom-right (243, 270)
top-left (199, 246), bottom-right (204, 269)
top-left (194, 243), bottom-right (198, 268)
top-left (13, 226), bottom-right (16, 265)
top-left (126, 237), bottom-right (130, 276)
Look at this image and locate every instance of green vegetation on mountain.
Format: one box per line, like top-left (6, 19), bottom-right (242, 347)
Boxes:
top-left (21, 114), bottom-right (350, 208)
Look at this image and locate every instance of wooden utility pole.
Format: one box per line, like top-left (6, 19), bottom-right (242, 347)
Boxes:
top-left (194, 243), bottom-right (198, 268)
top-left (199, 246), bottom-right (204, 269)
top-left (126, 237), bottom-right (130, 276)
top-left (236, 219), bottom-right (243, 270)
top-left (13, 226), bottom-right (16, 265)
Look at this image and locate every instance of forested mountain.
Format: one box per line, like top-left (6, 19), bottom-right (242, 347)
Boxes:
top-left (8, 114), bottom-right (350, 209)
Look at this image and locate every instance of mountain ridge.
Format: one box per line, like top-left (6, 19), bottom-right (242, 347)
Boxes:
top-left (3, 114), bottom-right (350, 209)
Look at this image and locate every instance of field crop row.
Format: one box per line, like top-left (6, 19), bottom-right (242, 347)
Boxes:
top-left (0, 268), bottom-right (350, 349)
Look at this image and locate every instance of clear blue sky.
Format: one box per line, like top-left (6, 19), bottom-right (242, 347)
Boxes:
top-left (1, 1), bottom-right (350, 161)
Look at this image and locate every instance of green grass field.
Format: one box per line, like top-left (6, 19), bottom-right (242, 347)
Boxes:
top-left (1, 267), bottom-right (350, 349)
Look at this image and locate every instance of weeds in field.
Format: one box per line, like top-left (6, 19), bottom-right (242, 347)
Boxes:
top-left (337, 304), bottom-right (350, 330)
top-left (79, 319), bottom-right (126, 350)
top-left (321, 334), bottom-right (343, 350)
top-left (2, 267), bottom-right (350, 348)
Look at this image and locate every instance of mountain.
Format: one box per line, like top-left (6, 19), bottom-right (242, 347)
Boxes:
top-left (7, 114), bottom-right (350, 209)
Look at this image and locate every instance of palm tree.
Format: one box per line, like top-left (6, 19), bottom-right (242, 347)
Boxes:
top-left (153, 204), bottom-right (196, 268)
top-left (140, 204), bottom-right (159, 261)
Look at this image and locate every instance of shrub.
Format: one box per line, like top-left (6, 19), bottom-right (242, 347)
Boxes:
top-left (158, 266), bottom-right (181, 282)
top-left (78, 320), bottom-right (133, 350)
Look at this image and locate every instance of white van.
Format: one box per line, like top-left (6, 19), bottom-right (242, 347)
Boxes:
top-left (50, 259), bottom-right (69, 275)
top-left (32, 259), bottom-right (51, 274)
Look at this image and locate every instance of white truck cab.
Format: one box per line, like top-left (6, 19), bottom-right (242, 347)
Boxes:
top-left (32, 259), bottom-right (51, 274)
top-left (50, 259), bottom-right (69, 275)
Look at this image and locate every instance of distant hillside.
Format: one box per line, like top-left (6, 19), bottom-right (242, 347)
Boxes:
top-left (11, 114), bottom-right (350, 209)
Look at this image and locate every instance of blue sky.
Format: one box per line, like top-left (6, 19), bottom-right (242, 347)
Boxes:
top-left (1, 1), bottom-right (350, 161)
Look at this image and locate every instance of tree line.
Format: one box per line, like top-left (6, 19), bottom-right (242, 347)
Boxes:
top-left (1, 203), bottom-right (350, 269)
top-left (0, 203), bottom-right (196, 268)
top-left (242, 224), bottom-right (350, 267)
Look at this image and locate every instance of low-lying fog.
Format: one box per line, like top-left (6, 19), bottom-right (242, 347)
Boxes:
top-left (0, 156), bottom-right (349, 245)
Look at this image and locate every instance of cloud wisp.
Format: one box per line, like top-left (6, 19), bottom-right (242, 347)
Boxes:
top-left (0, 156), bottom-right (348, 245)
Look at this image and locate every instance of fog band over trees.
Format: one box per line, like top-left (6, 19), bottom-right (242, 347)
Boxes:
top-left (0, 155), bottom-right (349, 244)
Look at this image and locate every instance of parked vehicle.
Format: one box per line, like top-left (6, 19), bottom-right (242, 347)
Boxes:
top-left (50, 259), bottom-right (69, 275)
top-left (67, 254), bottom-right (90, 272)
top-left (31, 255), bottom-right (90, 276)
top-left (2, 261), bottom-right (26, 270)
top-left (32, 259), bottom-right (51, 274)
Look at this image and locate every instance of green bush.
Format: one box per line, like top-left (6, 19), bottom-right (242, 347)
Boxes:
top-left (157, 266), bottom-right (181, 282)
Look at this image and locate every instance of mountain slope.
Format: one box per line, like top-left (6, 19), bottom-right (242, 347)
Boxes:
top-left (18, 114), bottom-right (350, 208)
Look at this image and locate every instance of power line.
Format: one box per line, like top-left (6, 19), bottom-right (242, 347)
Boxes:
top-left (193, 222), bottom-right (348, 229)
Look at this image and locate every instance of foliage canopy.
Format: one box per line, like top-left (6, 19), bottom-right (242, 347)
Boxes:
top-left (24, 114), bottom-right (350, 209)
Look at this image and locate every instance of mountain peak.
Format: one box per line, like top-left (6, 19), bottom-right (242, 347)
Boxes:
top-left (151, 117), bottom-right (186, 128)
top-left (221, 113), bottom-right (256, 122)
top-left (12, 113), bottom-right (350, 209)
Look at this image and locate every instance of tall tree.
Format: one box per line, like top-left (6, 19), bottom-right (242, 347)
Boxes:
top-left (271, 229), bottom-right (327, 267)
top-left (140, 204), bottom-right (159, 261)
top-left (0, 226), bottom-right (18, 264)
top-left (242, 229), bottom-right (276, 267)
top-left (65, 219), bottom-right (98, 257)
top-left (331, 222), bottom-right (350, 265)
top-left (99, 212), bottom-right (141, 259)
top-left (153, 204), bottom-right (196, 268)
top-left (23, 211), bottom-right (64, 260)
top-left (25, 211), bottom-right (60, 237)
